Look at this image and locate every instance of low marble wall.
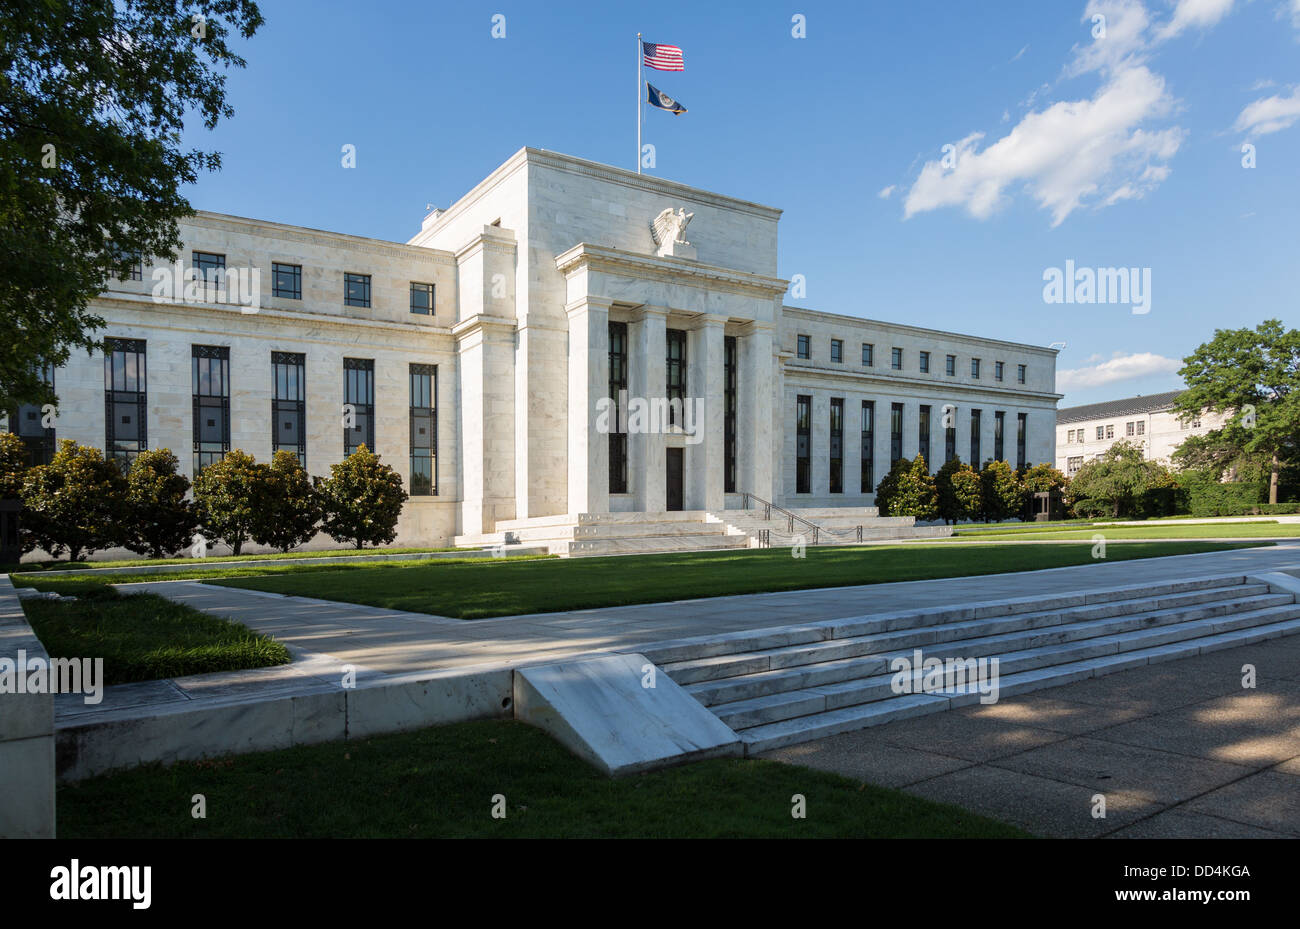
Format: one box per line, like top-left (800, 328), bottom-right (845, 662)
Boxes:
top-left (0, 576), bottom-right (56, 837)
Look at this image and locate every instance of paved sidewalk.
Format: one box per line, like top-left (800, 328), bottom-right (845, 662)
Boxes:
top-left (128, 543), bottom-right (1300, 674)
top-left (759, 637), bottom-right (1300, 838)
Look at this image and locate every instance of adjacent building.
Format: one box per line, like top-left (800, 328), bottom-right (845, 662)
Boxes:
top-left (1055, 389), bottom-right (1228, 475)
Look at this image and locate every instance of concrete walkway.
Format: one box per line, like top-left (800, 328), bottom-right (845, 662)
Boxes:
top-left (759, 636), bottom-right (1300, 838)
top-left (127, 543), bottom-right (1300, 675)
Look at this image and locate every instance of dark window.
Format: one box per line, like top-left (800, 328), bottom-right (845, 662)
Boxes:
top-left (104, 338), bottom-right (147, 468)
top-left (861, 400), bottom-right (875, 494)
top-left (891, 347), bottom-right (902, 370)
top-left (116, 249), bottom-right (142, 282)
top-left (1017, 364), bottom-right (1027, 384)
top-left (724, 335), bottom-right (737, 493)
top-left (829, 398), bottom-right (844, 494)
top-left (995, 361), bottom-right (1004, 382)
top-left (272, 263), bottom-right (302, 299)
top-left (410, 364), bottom-right (437, 495)
top-left (830, 339), bottom-right (843, 364)
top-left (919, 351), bottom-right (930, 373)
top-left (994, 410), bottom-right (1005, 462)
top-left (862, 343), bottom-right (874, 367)
top-left (9, 364), bottom-right (56, 466)
top-left (945, 406), bottom-right (957, 463)
top-left (608, 321), bottom-right (628, 494)
top-left (796, 334), bottom-right (810, 359)
top-left (344, 358), bottom-right (375, 454)
top-left (344, 273), bottom-right (371, 308)
top-left (890, 403), bottom-right (903, 465)
top-left (192, 251), bottom-right (225, 286)
top-left (796, 395), bottom-right (811, 494)
top-left (971, 358), bottom-right (981, 379)
top-left (946, 354), bottom-right (956, 376)
top-left (410, 282), bottom-right (434, 315)
top-left (666, 329), bottom-right (686, 426)
top-left (192, 345), bottom-right (231, 474)
top-left (919, 404), bottom-right (931, 467)
top-left (1017, 413), bottom-right (1028, 470)
top-left (970, 409), bottom-right (982, 466)
top-left (272, 351), bottom-right (306, 466)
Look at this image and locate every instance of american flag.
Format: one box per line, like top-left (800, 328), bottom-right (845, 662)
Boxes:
top-left (642, 41), bottom-right (684, 71)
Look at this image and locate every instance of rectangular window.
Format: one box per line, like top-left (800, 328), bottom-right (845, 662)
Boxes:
top-left (994, 410), bottom-right (1005, 462)
top-left (116, 249), bottom-right (143, 282)
top-left (1105, 424), bottom-right (1114, 439)
top-left (666, 328), bottom-right (686, 426)
top-left (409, 364), bottom-right (437, 496)
top-left (796, 395), bottom-right (811, 494)
top-left (1096, 426), bottom-right (1105, 440)
top-left (862, 343), bottom-right (874, 367)
top-left (946, 354), bottom-right (956, 376)
top-left (919, 351), bottom-right (930, 373)
top-left (1067, 456), bottom-right (1083, 474)
top-left (1067, 429), bottom-right (1074, 443)
top-left (891, 347), bottom-right (903, 370)
top-left (724, 335), bottom-right (737, 494)
top-left (10, 364), bottom-right (56, 466)
top-left (796, 334), bottom-right (810, 359)
top-left (890, 402), bottom-right (903, 465)
top-left (272, 352), bottom-right (306, 467)
top-left (344, 357), bottom-right (375, 454)
top-left (1017, 364), bottom-right (1027, 384)
top-left (970, 409), bottom-right (982, 466)
top-left (861, 400), bottom-right (875, 494)
top-left (830, 339), bottom-right (843, 364)
top-left (1136, 421), bottom-right (1145, 435)
top-left (105, 338), bottom-right (147, 468)
top-left (192, 345), bottom-right (231, 474)
top-left (829, 398), bottom-right (844, 494)
top-left (192, 251), bottom-right (225, 286)
top-left (1017, 412), bottom-right (1027, 469)
top-left (945, 405), bottom-right (957, 463)
top-left (410, 282), bottom-right (434, 315)
top-left (344, 272), bottom-right (371, 308)
top-left (971, 358), bottom-right (981, 379)
top-left (272, 263), bottom-right (302, 300)
top-left (919, 404), bottom-right (931, 466)
top-left (608, 321), bottom-right (628, 494)
top-left (1126, 421), bottom-right (1135, 436)
top-left (995, 361), bottom-right (1004, 382)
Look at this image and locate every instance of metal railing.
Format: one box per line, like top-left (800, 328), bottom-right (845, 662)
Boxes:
top-left (738, 492), bottom-right (866, 548)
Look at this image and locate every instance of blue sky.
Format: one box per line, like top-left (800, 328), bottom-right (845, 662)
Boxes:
top-left (184, 0), bottom-right (1300, 407)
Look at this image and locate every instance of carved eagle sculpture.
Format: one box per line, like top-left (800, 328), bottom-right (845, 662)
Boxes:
top-left (650, 207), bottom-right (694, 247)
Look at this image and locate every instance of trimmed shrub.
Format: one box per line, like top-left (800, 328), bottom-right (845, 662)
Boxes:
top-left (21, 440), bottom-right (127, 561)
top-left (876, 455), bottom-right (938, 521)
top-left (979, 460), bottom-right (1023, 523)
top-left (936, 457), bottom-right (981, 524)
top-left (316, 445), bottom-right (408, 549)
top-left (251, 451), bottom-right (321, 553)
top-left (0, 431), bottom-right (29, 500)
top-left (123, 448), bottom-right (199, 558)
top-left (193, 450), bottom-right (268, 556)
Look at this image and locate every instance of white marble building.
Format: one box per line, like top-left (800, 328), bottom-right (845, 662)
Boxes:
top-left (1056, 390), bottom-right (1228, 475)
top-left (15, 148), bottom-right (1060, 549)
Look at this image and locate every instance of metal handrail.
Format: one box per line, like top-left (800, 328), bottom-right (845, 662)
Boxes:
top-left (739, 492), bottom-right (867, 547)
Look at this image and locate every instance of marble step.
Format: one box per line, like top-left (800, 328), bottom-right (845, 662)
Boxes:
top-left (639, 575), bottom-right (1249, 665)
top-left (683, 593), bottom-right (1292, 705)
top-left (738, 614), bottom-right (1300, 753)
top-left (559, 534), bottom-right (751, 557)
top-left (663, 583), bottom-right (1269, 685)
top-left (713, 601), bottom-right (1300, 729)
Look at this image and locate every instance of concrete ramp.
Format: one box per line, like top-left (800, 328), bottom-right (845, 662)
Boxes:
top-left (513, 653), bottom-right (742, 776)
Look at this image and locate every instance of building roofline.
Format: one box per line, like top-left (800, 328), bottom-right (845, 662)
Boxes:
top-left (782, 305), bottom-right (1061, 356)
top-left (190, 209), bottom-right (451, 258)
top-left (1056, 389), bottom-right (1186, 424)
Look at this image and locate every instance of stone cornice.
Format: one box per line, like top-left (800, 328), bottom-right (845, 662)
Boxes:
top-left (782, 361), bottom-right (1063, 403)
top-left (452, 314), bottom-right (517, 341)
top-left (454, 227), bottom-right (518, 263)
top-left (782, 304), bottom-right (1059, 358)
top-left (555, 243), bottom-right (789, 301)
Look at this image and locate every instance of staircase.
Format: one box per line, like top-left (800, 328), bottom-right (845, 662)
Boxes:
top-left (455, 511), bottom-right (750, 557)
top-left (639, 575), bottom-right (1300, 754)
top-left (710, 507), bottom-right (952, 547)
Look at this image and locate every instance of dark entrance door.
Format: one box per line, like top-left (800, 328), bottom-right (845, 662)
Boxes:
top-left (665, 447), bottom-right (684, 511)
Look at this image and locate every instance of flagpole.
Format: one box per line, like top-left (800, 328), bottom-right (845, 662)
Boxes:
top-left (636, 32), bottom-right (642, 174)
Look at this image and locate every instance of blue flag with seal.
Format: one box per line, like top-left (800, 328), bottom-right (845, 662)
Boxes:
top-left (646, 82), bottom-right (687, 115)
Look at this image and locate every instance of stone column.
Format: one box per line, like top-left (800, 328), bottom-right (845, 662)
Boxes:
top-left (629, 306), bottom-right (667, 512)
top-left (453, 316), bottom-right (517, 537)
top-left (738, 322), bottom-right (776, 503)
top-left (685, 316), bottom-right (726, 511)
top-left (566, 298), bottom-right (610, 515)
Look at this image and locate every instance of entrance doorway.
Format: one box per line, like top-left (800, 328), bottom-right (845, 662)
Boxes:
top-left (665, 447), bottom-right (684, 511)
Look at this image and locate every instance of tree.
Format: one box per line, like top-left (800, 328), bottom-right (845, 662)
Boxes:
top-left (1068, 441), bottom-right (1171, 519)
top-left (935, 457), bottom-right (981, 524)
top-left (0, 432), bottom-right (28, 500)
top-left (21, 440), bottom-right (127, 561)
top-left (0, 1), bottom-right (264, 410)
top-left (251, 451), bottom-right (321, 553)
top-left (1176, 319), bottom-right (1300, 505)
top-left (876, 455), bottom-right (938, 521)
top-left (979, 460), bottom-right (1024, 523)
top-left (192, 449), bottom-right (266, 555)
top-left (1020, 462), bottom-right (1069, 496)
top-left (316, 445), bottom-right (408, 549)
top-left (123, 448), bottom-right (198, 558)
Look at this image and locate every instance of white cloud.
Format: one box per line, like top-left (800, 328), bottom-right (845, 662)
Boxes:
top-left (1056, 351), bottom-right (1181, 391)
top-left (1156, 0), bottom-right (1237, 39)
top-left (1011, 44), bottom-right (1030, 62)
top-left (1234, 87), bottom-right (1300, 135)
top-left (903, 67), bottom-right (1182, 227)
top-left (1285, 0), bottom-right (1300, 30)
top-left (1066, 0), bottom-right (1153, 77)
top-left (877, 185), bottom-right (896, 200)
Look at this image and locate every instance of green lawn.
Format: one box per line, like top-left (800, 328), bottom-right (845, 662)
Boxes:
top-left (21, 590), bottom-right (291, 685)
top-left (1, 544), bottom-right (468, 576)
top-left (191, 541), bottom-right (1263, 619)
top-left (954, 523), bottom-right (1300, 541)
top-left (56, 719), bottom-right (1030, 838)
